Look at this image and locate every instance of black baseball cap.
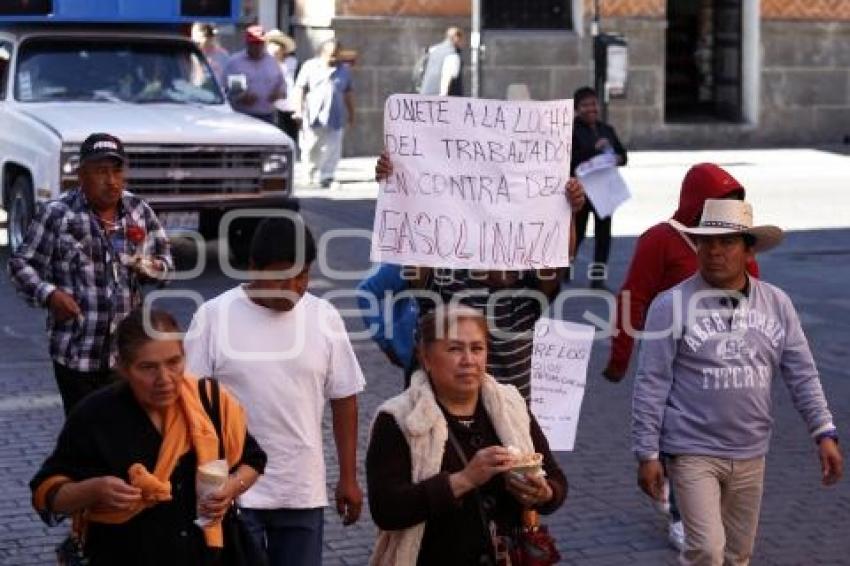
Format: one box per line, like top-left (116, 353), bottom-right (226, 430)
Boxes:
top-left (79, 133), bottom-right (127, 165)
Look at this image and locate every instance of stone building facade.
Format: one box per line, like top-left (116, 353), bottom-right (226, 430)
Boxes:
top-left (288, 0), bottom-right (850, 155)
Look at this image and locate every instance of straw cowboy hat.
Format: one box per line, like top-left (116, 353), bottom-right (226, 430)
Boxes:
top-left (265, 29), bottom-right (296, 54)
top-left (680, 199), bottom-right (784, 253)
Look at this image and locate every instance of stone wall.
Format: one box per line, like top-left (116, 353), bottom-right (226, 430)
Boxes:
top-left (301, 10), bottom-right (850, 155)
top-left (330, 16), bottom-right (465, 156)
top-left (759, 20), bottom-right (850, 145)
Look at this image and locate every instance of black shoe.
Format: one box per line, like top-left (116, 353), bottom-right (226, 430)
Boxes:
top-left (319, 178), bottom-right (333, 188)
top-left (588, 263), bottom-right (609, 290)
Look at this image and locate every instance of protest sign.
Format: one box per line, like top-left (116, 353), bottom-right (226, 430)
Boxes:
top-left (575, 153), bottom-right (631, 219)
top-left (530, 318), bottom-right (594, 451)
top-left (371, 94), bottom-right (574, 270)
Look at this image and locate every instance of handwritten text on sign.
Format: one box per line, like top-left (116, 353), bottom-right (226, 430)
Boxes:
top-left (530, 319), bottom-right (594, 451)
top-left (371, 95), bottom-right (574, 270)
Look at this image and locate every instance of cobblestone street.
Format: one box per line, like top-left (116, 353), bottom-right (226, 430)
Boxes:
top-left (2, 151), bottom-right (849, 565)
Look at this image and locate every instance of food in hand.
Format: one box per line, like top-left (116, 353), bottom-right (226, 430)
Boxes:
top-left (506, 446), bottom-right (545, 477)
top-left (128, 463), bottom-right (172, 503)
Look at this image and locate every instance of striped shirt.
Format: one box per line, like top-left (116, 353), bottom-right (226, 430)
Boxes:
top-left (420, 269), bottom-right (546, 398)
top-left (8, 189), bottom-right (172, 371)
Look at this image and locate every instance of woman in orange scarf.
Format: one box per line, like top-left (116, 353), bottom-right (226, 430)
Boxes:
top-left (31, 309), bottom-right (267, 565)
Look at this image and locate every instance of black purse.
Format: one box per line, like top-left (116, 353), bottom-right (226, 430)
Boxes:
top-left (198, 377), bottom-right (269, 566)
top-left (445, 429), bottom-right (560, 566)
top-left (55, 533), bottom-right (89, 566)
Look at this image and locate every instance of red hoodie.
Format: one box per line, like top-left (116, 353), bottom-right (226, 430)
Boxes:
top-left (606, 163), bottom-right (760, 377)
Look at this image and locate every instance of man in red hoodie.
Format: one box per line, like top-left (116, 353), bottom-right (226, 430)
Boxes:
top-left (604, 163), bottom-right (759, 383)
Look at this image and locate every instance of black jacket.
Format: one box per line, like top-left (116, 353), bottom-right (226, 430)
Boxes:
top-left (570, 118), bottom-right (627, 175)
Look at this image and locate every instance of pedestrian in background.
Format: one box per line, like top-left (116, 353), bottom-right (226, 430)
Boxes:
top-left (293, 39), bottom-right (354, 188)
top-left (223, 25), bottom-right (284, 124)
top-left (570, 86), bottom-right (627, 289)
top-left (185, 215), bottom-right (365, 566)
top-left (30, 309), bottom-right (267, 565)
top-left (416, 26), bottom-right (464, 96)
top-left (192, 22), bottom-right (229, 87)
top-left (8, 133), bottom-right (172, 415)
top-left (265, 29), bottom-right (301, 154)
top-left (633, 199), bottom-right (843, 565)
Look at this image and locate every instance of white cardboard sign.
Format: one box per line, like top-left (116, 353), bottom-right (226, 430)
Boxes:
top-left (370, 94), bottom-right (574, 270)
top-left (530, 318), bottom-right (595, 451)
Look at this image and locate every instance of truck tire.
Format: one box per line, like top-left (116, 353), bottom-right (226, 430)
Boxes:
top-left (6, 175), bottom-right (34, 252)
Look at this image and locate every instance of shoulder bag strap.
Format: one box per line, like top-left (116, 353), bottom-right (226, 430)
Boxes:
top-left (446, 426), bottom-right (499, 565)
top-left (198, 377), bottom-right (225, 459)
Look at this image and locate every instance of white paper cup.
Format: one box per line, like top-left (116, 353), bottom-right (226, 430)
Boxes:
top-left (195, 459), bottom-right (228, 527)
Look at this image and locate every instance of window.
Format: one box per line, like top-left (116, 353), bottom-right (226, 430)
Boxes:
top-left (484, 0), bottom-right (573, 30)
top-left (0, 42), bottom-right (10, 100)
top-left (0, 0), bottom-right (53, 16)
top-left (181, 0), bottom-right (230, 18)
top-left (15, 38), bottom-right (224, 104)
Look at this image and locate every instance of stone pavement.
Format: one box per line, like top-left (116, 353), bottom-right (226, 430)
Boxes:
top-left (2, 149), bottom-right (850, 565)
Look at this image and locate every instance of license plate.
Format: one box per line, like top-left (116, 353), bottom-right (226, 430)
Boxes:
top-left (159, 211), bottom-right (200, 232)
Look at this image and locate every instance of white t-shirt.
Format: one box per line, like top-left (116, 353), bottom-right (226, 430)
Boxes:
top-left (184, 286), bottom-right (365, 509)
top-left (441, 52), bottom-right (461, 94)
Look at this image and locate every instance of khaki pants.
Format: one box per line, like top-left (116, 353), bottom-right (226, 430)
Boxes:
top-left (667, 455), bottom-right (766, 566)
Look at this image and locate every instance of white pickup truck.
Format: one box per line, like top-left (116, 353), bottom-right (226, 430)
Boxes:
top-left (0, 25), bottom-right (296, 256)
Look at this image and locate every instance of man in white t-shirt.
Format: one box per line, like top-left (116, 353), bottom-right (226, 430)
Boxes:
top-left (184, 215), bottom-right (365, 566)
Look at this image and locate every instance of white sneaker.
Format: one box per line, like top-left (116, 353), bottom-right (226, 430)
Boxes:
top-left (652, 479), bottom-right (671, 517)
top-left (668, 520), bottom-right (685, 552)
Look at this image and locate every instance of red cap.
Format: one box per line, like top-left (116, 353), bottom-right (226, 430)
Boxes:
top-left (245, 25), bottom-right (266, 44)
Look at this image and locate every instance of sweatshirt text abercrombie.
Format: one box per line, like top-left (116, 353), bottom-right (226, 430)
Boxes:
top-left (632, 274), bottom-right (835, 461)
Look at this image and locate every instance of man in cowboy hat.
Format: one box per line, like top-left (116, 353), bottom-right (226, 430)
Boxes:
top-left (631, 199), bottom-right (843, 565)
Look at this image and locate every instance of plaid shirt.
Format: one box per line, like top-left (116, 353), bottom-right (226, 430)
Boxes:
top-left (8, 189), bottom-right (173, 371)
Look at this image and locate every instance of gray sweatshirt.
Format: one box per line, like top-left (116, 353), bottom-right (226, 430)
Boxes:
top-left (632, 274), bottom-right (835, 461)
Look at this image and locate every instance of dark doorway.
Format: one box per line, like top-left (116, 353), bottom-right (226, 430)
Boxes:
top-left (665, 0), bottom-right (742, 122)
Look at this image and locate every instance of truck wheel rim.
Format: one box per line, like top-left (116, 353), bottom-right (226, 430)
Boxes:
top-left (9, 193), bottom-right (27, 250)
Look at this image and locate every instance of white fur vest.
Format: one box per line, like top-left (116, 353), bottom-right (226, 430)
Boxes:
top-left (369, 369), bottom-right (534, 566)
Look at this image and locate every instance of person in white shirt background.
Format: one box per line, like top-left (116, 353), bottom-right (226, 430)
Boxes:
top-left (417, 26), bottom-right (464, 97)
top-left (293, 39), bottom-right (355, 188)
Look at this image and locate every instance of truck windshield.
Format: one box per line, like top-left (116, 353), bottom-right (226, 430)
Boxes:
top-left (15, 38), bottom-right (224, 104)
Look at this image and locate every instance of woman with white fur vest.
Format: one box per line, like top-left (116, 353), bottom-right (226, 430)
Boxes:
top-left (366, 305), bottom-right (567, 565)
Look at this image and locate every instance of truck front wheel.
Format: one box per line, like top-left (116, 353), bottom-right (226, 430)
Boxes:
top-left (6, 175), bottom-right (34, 252)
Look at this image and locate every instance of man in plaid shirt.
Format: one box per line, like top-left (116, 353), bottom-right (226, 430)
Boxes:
top-left (8, 133), bottom-right (173, 415)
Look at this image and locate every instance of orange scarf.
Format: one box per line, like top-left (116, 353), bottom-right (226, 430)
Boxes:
top-left (33, 375), bottom-right (247, 548)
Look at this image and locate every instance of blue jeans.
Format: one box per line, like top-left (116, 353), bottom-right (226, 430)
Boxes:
top-left (240, 508), bottom-right (324, 566)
